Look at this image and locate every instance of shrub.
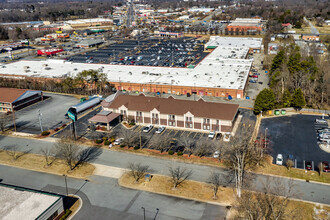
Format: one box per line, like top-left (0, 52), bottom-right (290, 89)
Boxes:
top-left (54, 128), bottom-right (60, 132)
top-left (102, 137), bottom-right (108, 141)
top-left (168, 150), bottom-right (174, 155)
top-left (59, 209), bottom-right (72, 220)
top-left (177, 152), bottom-right (183, 156)
top-left (41, 131), bottom-right (50, 136)
top-left (61, 124), bottom-right (67, 128)
top-left (104, 140), bottom-right (111, 145)
top-left (123, 122), bottom-right (127, 125)
top-left (120, 144), bottom-right (125, 148)
top-left (95, 139), bottom-right (103, 144)
top-left (134, 146), bottom-right (140, 150)
top-left (110, 136), bottom-right (115, 142)
top-left (129, 122), bottom-right (136, 126)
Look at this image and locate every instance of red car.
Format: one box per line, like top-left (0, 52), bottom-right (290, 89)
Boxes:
top-left (305, 161), bottom-right (312, 170)
top-left (251, 75), bottom-right (258, 78)
top-left (322, 161), bottom-right (329, 172)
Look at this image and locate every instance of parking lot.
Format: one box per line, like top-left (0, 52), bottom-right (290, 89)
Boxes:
top-left (13, 93), bottom-right (79, 134)
top-left (260, 114), bottom-right (330, 170)
top-left (68, 37), bottom-right (208, 67)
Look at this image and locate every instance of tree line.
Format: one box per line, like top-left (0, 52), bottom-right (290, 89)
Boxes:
top-left (254, 44), bottom-right (329, 114)
top-left (0, 69), bottom-right (115, 96)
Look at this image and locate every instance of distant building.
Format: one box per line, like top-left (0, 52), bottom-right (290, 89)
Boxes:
top-left (0, 88), bottom-right (43, 112)
top-left (282, 23), bottom-right (292, 29)
top-left (227, 18), bottom-right (264, 33)
top-left (103, 94), bottom-right (239, 133)
top-left (301, 34), bottom-right (320, 41)
top-left (154, 31), bottom-right (184, 38)
top-left (0, 183), bottom-right (64, 220)
top-left (76, 39), bottom-right (104, 48)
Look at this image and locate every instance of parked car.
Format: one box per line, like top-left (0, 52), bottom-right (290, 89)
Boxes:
top-left (305, 161), bottom-right (312, 170)
top-left (249, 79), bottom-right (257, 83)
top-left (317, 128), bottom-right (330, 133)
top-left (223, 132), bottom-right (231, 142)
top-left (155, 126), bottom-right (165, 134)
top-left (276, 154), bottom-right (283, 165)
top-left (315, 119), bottom-right (328, 124)
top-left (208, 131), bottom-right (215, 139)
top-left (213, 151), bottom-right (220, 158)
top-left (251, 75), bottom-right (258, 78)
top-left (143, 124), bottom-right (153, 133)
top-left (216, 133), bottom-right (222, 140)
top-left (114, 138), bottom-right (124, 145)
top-left (322, 161), bottom-right (329, 172)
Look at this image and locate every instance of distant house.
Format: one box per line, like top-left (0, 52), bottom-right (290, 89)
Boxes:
top-left (0, 88), bottom-right (43, 112)
top-left (301, 34), bottom-right (319, 41)
top-left (282, 23), bottom-right (292, 29)
top-left (102, 94), bottom-right (240, 133)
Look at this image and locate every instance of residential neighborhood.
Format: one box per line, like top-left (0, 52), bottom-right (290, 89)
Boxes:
top-left (0, 0), bottom-right (329, 220)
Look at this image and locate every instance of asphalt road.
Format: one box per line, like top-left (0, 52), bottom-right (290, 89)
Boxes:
top-left (0, 165), bottom-right (227, 220)
top-left (260, 114), bottom-right (330, 169)
top-left (0, 135), bottom-right (329, 205)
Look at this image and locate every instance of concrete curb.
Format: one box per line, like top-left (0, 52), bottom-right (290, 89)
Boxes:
top-left (67, 194), bottom-right (83, 220)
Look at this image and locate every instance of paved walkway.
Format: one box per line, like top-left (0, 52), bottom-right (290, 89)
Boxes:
top-left (92, 164), bottom-right (127, 179)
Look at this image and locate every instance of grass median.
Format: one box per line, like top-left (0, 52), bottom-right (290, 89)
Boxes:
top-left (111, 146), bottom-right (330, 184)
top-left (0, 150), bottom-right (95, 179)
top-left (119, 172), bottom-right (330, 219)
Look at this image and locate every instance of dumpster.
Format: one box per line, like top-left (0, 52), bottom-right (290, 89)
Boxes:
top-left (281, 110), bottom-right (286, 115)
top-left (80, 97), bottom-right (86, 102)
top-left (274, 110), bottom-right (280, 115)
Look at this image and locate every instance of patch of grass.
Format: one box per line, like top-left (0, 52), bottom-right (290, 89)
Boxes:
top-left (111, 146), bottom-right (330, 184)
top-left (0, 151), bottom-right (94, 179)
top-left (119, 172), bottom-right (329, 220)
top-left (119, 172), bottom-right (235, 205)
top-left (255, 159), bottom-right (330, 184)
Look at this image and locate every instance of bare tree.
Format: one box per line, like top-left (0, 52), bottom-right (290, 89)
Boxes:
top-left (169, 166), bottom-right (193, 190)
top-left (317, 162), bottom-right (324, 176)
top-left (150, 133), bottom-right (172, 153)
top-left (208, 172), bottom-right (222, 200)
top-left (194, 138), bottom-right (215, 157)
top-left (3, 145), bottom-right (31, 161)
top-left (222, 121), bottom-right (263, 198)
top-left (180, 136), bottom-right (195, 156)
top-left (286, 159), bottom-right (294, 171)
top-left (54, 138), bottom-right (102, 170)
top-left (128, 162), bottom-right (150, 183)
top-left (0, 114), bottom-right (10, 132)
top-left (119, 129), bottom-right (139, 148)
top-left (40, 147), bottom-right (56, 167)
top-left (236, 178), bottom-right (300, 220)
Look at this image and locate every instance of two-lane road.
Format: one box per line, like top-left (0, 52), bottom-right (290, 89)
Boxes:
top-left (0, 135), bottom-right (329, 205)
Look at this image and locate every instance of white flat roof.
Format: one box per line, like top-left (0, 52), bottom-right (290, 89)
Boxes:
top-left (0, 37), bottom-right (258, 90)
top-left (0, 185), bottom-right (61, 220)
top-left (206, 36), bottom-right (262, 49)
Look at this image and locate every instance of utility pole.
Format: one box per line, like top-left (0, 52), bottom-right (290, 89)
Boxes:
top-left (63, 174), bottom-right (68, 196)
top-left (38, 109), bottom-right (43, 132)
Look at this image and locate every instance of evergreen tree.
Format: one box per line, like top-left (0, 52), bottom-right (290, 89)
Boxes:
top-left (254, 89), bottom-right (276, 114)
top-left (282, 89), bottom-right (292, 107)
top-left (270, 50), bottom-right (285, 73)
top-left (291, 88), bottom-right (306, 109)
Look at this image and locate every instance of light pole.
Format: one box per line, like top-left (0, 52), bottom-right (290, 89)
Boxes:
top-left (38, 109), bottom-right (43, 132)
top-left (265, 128), bottom-right (268, 149)
top-left (153, 208), bottom-right (160, 220)
top-left (141, 207), bottom-right (145, 220)
top-left (63, 174), bottom-right (68, 196)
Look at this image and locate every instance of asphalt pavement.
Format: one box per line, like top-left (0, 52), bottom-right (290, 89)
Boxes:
top-left (0, 164), bottom-right (227, 220)
top-left (260, 114), bottom-right (330, 169)
top-left (0, 135), bottom-right (329, 205)
top-left (13, 93), bottom-right (78, 134)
